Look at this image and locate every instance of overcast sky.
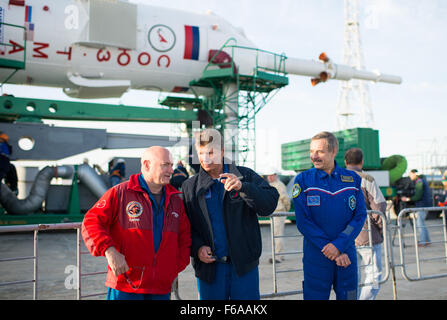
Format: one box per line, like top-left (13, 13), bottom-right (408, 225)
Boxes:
top-left (6, 0), bottom-right (446, 175)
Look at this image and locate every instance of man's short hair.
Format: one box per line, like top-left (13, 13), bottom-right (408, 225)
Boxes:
top-left (344, 148), bottom-right (363, 165)
top-left (311, 131), bottom-right (338, 152)
top-left (195, 128), bottom-right (224, 151)
top-left (410, 169), bottom-right (418, 174)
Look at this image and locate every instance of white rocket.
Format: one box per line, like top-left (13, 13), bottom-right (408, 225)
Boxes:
top-left (0, 0), bottom-right (401, 99)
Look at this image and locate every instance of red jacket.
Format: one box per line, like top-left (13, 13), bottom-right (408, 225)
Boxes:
top-left (82, 174), bottom-right (191, 294)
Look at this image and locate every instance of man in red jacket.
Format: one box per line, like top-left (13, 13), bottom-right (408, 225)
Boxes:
top-left (82, 146), bottom-right (191, 300)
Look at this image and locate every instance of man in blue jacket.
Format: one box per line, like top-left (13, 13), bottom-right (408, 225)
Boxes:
top-left (182, 128), bottom-right (279, 300)
top-left (292, 131), bottom-right (367, 300)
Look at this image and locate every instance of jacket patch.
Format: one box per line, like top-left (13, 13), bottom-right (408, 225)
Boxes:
top-left (307, 195), bottom-right (320, 206)
top-left (348, 195), bottom-right (356, 211)
top-left (292, 183), bottom-right (301, 198)
top-left (341, 175), bottom-right (354, 182)
top-left (126, 201), bottom-right (143, 221)
top-left (96, 199), bottom-right (106, 208)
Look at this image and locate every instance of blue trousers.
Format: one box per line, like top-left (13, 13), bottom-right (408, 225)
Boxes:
top-left (302, 245), bottom-right (358, 300)
top-left (416, 211), bottom-right (431, 245)
top-left (106, 288), bottom-right (170, 300)
top-left (197, 263), bottom-right (260, 300)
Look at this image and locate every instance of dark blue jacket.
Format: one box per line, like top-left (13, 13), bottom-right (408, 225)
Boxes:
top-left (414, 176), bottom-right (432, 208)
top-left (182, 162), bottom-right (279, 283)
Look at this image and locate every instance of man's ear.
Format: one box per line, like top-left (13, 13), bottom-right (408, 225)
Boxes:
top-left (143, 159), bottom-right (151, 172)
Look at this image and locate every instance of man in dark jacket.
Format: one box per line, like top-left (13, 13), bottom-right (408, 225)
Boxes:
top-left (402, 169), bottom-right (433, 246)
top-left (182, 128), bottom-right (279, 300)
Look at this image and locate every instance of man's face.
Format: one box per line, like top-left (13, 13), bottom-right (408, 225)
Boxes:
top-left (198, 145), bottom-right (223, 173)
top-left (409, 172), bottom-right (418, 181)
top-left (146, 151), bottom-right (174, 186)
top-left (310, 138), bottom-right (337, 172)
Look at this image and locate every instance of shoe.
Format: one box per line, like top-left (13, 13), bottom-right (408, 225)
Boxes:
top-left (418, 242), bottom-right (431, 247)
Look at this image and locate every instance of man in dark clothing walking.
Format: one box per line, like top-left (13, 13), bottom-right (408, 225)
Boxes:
top-left (182, 128), bottom-right (279, 300)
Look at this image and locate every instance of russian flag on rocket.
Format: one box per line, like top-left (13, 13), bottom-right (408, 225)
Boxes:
top-left (25, 5), bottom-right (32, 22)
top-left (24, 5), bottom-right (34, 41)
top-left (184, 25), bottom-right (199, 60)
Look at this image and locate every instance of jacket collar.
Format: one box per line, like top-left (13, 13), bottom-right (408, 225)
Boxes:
top-left (196, 158), bottom-right (242, 196)
top-left (127, 173), bottom-right (181, 197)
top-left (316, 160), bottom-right (341, 179)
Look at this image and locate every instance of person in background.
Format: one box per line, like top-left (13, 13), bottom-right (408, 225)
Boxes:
top-left (401, 169), bottom-right (433, 247)
top-left (435, 170), bottom-right (447, 207)
top-left (170, 160), bottom-right (189, 191)
top-left (265, 167), bottom-right (291, 264)
top-left (344, 147), bottom-right (386, 300)
top-left (109, 158), bottom-right (126, 186)
top-left (82, 146), bottom-right (191, 300)
top-left (0, 132), bottom-right (18, 195)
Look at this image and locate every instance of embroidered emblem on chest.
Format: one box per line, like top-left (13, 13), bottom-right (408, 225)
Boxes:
top-left (126, 201), bottom-right (143, 221)
top-left (307, 195), bottom-right (320, 206)
top-left (348, 195), bottom-right (356, 211)
top-left (341, 175), bottom-right (354, 182)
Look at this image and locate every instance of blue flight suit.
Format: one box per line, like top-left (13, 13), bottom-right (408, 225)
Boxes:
top-left (292, 161), bottom-right (367, 300)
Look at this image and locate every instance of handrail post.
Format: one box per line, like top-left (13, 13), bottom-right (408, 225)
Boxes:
top-left (412, 212), bottom-right (422, 278)
top-left (77, 228), bottom-right (82, 300)
top-left (270, 215), bottom-right (277, 293)
top-left (33, 229), bottom-right (38, 300)
top-left (442, 209), bottom-right (447, 264)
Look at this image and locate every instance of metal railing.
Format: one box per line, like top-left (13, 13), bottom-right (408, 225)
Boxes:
top-left (262, 210), bottom-right (390, 299)
top-left (263, 212), bottom-right (303, 298)
top-left (0, 223), bottom-right (80, 299)
top-left (75, 227), bottom-right (108, 299)
top-left (0, 222), bottom-right (182, 300)
top-left (396, 207), bottom-right (447, 281)
top-left (1, 206), bottom-right (446, 300)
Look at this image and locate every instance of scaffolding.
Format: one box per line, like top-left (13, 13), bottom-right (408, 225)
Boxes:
top-left (0, 22), bottom-right (26, 87)
top-left (164, 38), bottom-right (289, 169)
top-left (336, 0), bottom-right (374, 130)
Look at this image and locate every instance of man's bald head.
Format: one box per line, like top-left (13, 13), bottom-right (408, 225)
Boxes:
top-left (140, 146), bottom-right (174, 189)
top-left (141, 146), bottom-right (170, 166)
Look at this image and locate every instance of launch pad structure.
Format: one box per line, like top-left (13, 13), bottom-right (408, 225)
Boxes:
top-left (163, 37), bottom-right (289, 168)
top-left (0, 24), bottom-right (290, 224)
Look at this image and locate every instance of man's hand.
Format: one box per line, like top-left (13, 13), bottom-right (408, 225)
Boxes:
top-left (335, 253), bottom-right (351, 268)
top-left (198, 245), bottom-right (216, 264)
top-left (219, 173), bottom-right (242, 192)
top-left (321, 243), bottom-right (340, 260)
top-left (105, 246), bottom-right (129, 276)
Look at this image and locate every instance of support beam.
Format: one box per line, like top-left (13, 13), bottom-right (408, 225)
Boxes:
top-left (0, 96), bottom-right (198, 123)
top-left (1, 122), bottom-right (185, 161)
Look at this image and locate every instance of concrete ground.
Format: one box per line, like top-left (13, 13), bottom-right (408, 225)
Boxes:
top-left (1, 218), bottom-right (447, 300)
